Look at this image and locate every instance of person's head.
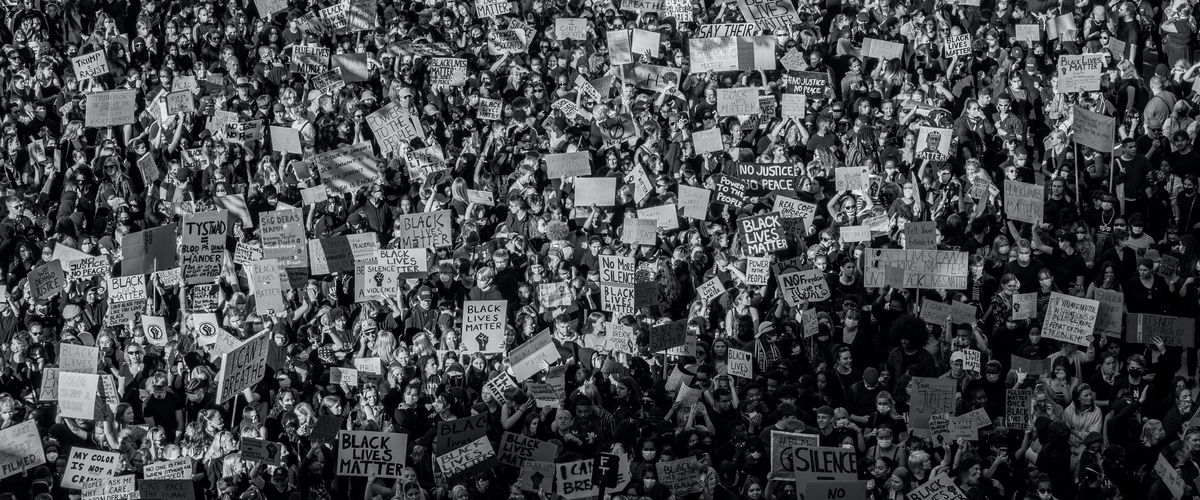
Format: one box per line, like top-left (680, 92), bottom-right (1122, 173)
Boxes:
top-left (1015, 239), bottom-right (1033, 264)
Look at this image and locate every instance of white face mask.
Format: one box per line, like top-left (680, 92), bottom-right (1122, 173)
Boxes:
top-left (878, 439), bottom-right (893, 448)
top-left (842, 443), bottom-right (855, 450)
top-left (642, 451), bottom-right (656, 460)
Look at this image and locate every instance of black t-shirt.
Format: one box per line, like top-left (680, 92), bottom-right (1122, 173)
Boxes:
top-left (1049, 248), bottom-right (1087, 292)
top-left (1005, 259), bottom-right (1045, 294)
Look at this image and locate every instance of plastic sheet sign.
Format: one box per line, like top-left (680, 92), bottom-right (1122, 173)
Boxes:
top-left (1042, 293), bottom-right (1099, 346)
top-left (0, 420), bottom-right (45, 479)
top-left (336, 430), bottom-right (408, 477)
top-left (62, 449), bottom-right (121, 489)
top-left (216, 331), bottom-right (270, 402)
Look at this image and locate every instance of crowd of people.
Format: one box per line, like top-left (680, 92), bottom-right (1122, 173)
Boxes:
top-left (7, 0), bottom-right (1200, 499)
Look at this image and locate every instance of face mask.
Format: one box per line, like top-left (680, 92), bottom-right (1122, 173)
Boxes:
top-left (841, 443), bottom-right (855, 450)
top-left (642, 451), bottom-right (656, 460)
top-left (877, 404), bottom-right (890, 413)
top-left (749, 451), bottom-right (762, 460)
top-left (644, 479), bottom-right (657, 488)
top-left (878, 439), bottom-right (893, 448)
top-left (1129, 368), bottom-right (1144, 377)
top-left (46, 452), bottom-right (57, 462)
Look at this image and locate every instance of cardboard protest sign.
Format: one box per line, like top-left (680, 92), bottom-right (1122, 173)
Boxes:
top-left (248, 260), bottom-right (285, 316)
top-left (239, 437), bottom-right (283, 466)
top-left (393, 210), bottom-right (452, 249)
top-left (638, 204), bottom-right (679, 231)
top-left (744, 256), bottom-right (771, 286)
top-left (1072, 106), bottom-right (1115, 152)
top-left (840, 225), bottom-right (870, 242)
top-left (428, 58), bottom-right (468, 87)
top-left (622, 218), bottom-right (658, 246)
top-left (1042, 293), bottom-right (1099, 346)
top-left (312, 142), bottom-right (379, 195)
top-left (714, 175), bottom-right (747, 206)
top-left (556, 460), bottom-right (599, 500)
top-left (945, 34), bottom-right (973, 56)
top-left (59, 343), bottom-right (99, 374)
top-left (1005, 388), bottom-right (1033, 428)
top-left (38, 367), bottom-right (58, 401)
top-left (630, 28), bottom-right (660, 56)
top-left (607, 29), bottom-right (632, 64)
top-left (771, 441), bottom-right (857, 481)
top-left (862, 38), bottom-right (904, 60)
top-left (270, 126), bottom-right (303, 154)
top-left (143, 458), bottom-right (192, 479)
top-left (255, 0), bottom-right (288, 17)
top-left (904, 221), bottom-right (937, 249)
top-left (663, 0), bottom-right (692, 20)
top-left (378, 248), bottom-right (430, 279)
top-left (780, 93), bottom-right (806, 118)
top-left (62, 448), bottom-right (121, 489)
top-left (139, 480), bottom-right (196, 500)
top-left (555, 18), bottom-right (588, 40)
top-left (179, 210), bottom-right (229, 285)
top-left (834, 166), bottom-right (869, 192)
top-left (687, 36), bottom-right (776, 72)
top-left (676, 184), bottom-right (710, 219)
top-left (498, 432), bottom-right (560, 467)
top-left (728, 348), bottom-right (753, 378)
top-left (736, 0), bottom-right (800, 31)
top-left (649, 320), bottom-right (687, 352)
top-left (165, 90), bottom-right (195, 115)
top-left (62, 254), bottom-right (108, 283)
top-left (1057, 54), bottom-right (1105, 94)
top-left (462, 300), bottom-right (507, 354)
top-left (716, 87), bottom-right (761, 116)
top-left (1126, 313), bottom-right (1196, 347)
top-left (773, 195), bottom-right (816, 232)
top-left (355, 262), bottom-right (398, 301)
top-left (1013, 292), bottom-right (1037, 320)
top-left (545, 151), bottom-right (592, 178)
top-left (475, 0), bottom-right (511, 17)
top-left (601, 283), bottom-right (635, 316)
top-left (509, 328), bottom-right (561, 381)
top-left (695, 23), bottom-right (759, 37)
top-left (916, 126), bottom-right (952, 161)
top-left (476, 98), bottom-right (502, 121)
top-left (1094, 288), bottom-right (1124, 337)
top-left (0, 420), bottom-right (43, 479)
top-left (58, 371), bottom-right (99, 419)
top-left (84, 88), bottom-right (139, 127)
top-left (72, 51), bottom-right (109, 80)
top-left (537, 282), bottom-right (572, 309)
top-left (909, 377), bottom-right (957, 430)
top-left (657, 457), bottom-right (701, 496)
top-left (519, 461), bottom-right (556, 492)
top-left (622, 63), bottom-right (681, 92)
top-left (487, 29), bottom-right (529, 55)
top-left (434, 414), bottom-right (488, 454)
top-left (366, 102), bottom-right (424, 156)
top-left (919, 299), bottom-right (977, 325)
top-left (908, 473), bottom-right (967, 500)
top-left (259, 209), bottom-right (307, 268)
top-left (216, 331), bottom-right (269, 402)
top-left (308, 236), bottom-right (354, 274)
top-left (864, 249), bottom-right (968, 289)
top-left (28, 260), bottom-right (64, 300)
top-left (778, 269), bottom-right (831, 305)
top-left (1015, 24), bottom-right (1040, 43)
top-left (336, 430), bottom-right (407, 477)
top-left (574, 177), bottom-right (617, 207)
top-left (740, 213), bottom-right (787, 255)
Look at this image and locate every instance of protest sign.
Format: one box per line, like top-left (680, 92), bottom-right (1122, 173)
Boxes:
top-left (676, 184), bottom-right (710, 219)
top-left (38, 367), bottom-right (58, 401)
top-left (28, 260), bottom-right (64, 300)
top-left (248, 260), bottom-right (285, 316)
top-left (638, 204), bottom-right (679, 230)
top-left (1015, 24), bottom-right (1040, 43)
top-left (180, 210), bottom-right (229, 285)
top-left (1057, 54), bottom-right (1104, 94)
top-left (537, 282), bottom-right (572, 309)
top-left (774, 195), bottom-right (816, 232)
top-left (862, 38), bottom-right (904, 60)
top-left (0, 420), bottom-right (43, 479)
top-left (255, 0), bottom-right (288, 17)
top-left (310, 415), bottom-right (344, 443)
top-left (462, 300), bottom-right (507, 354)
top-left (1003, 179), bottom-right (1041, 221)
top-left (394, 210), bottom-right (452, 249)
top-left (780, 71), bottom-right (829, 96)
top-left (622, 63), bottom-right (681, 92)
top-left (63, 255), bottom-right (108, 283)
top-left (1126, 313), bottom-right (1196, 347)
top-left (60, 343), bottom-right (98, 374)
top-left (657, 457), bottom-right (701, 496)
top-left (1006, 388), bottom-right (1033, 429)
top-left (697, 277), bottom-right (726, 304)
top-left (239, 437), bottom-right (283, 466)
top-left (909, 377), bottom-right (957, 430)
top-left (475, 98), bottom-right (503, 121)
top-left (622, 218), bottom-right (658, 246)
top-left (864, 249), bottom-right (968, 289)
top-left (487, 29), bottom-right (529, 55)
top-left (739, 212), bottom-right (787, 255)
top-left (945, 34), bottom-right (972, 56)
top-left (695, 23), bottom-right (759, 37)
top-left (435, 414), bottom-right (488, 454)
top-left (216, 331), bottom-right (269, 402)
top-left (840, 225), bottom-right (870, 242)
top-left (631, 28), bottom-right (660, 56)
top-left (308, 236), bottom-right (355, 274)
top-left (767, 431), bottom-right (819, 479)
top-left (329, 367), bottom-right (358, 387)
top-left (916, 126), bottom-right (952, 160)
top-left (509, 328), bottom-right (560, 381)
top-left (545, 151), bottom-right (592, 178)
top-left (378, 248), bottom-right (429, 279)
top-left (714, 175), bottom-right (747, 206)
top-left (519, 461), bottom-right (556, 492)
top-left (687, 36), bottom-right (776, 72)
top-left (744, 256), bottom-right (770, 285)
top-left (778, 269), bottom-right (831, 305)
top-left (429, 58), bottom-right (468, 86)
top-left (270, 126), bottom-right (303, 154)
top-left (555, 18), bottom-right (588, 40)
top-left (608, 322), bottom-right (637, 354)
top-left (365, 102), bottom-right (424, 156)
top-left (139, 480), bottom-right (195, 500)
top-left (1012, 355), bottom-right (1051, 376)
top-left (649, 320), bottom-right (687, 352)
top-left (82, 475), bottom-right (137, 500)
top-left (165, 90), bottom-right (194, 115)
top-left (1042, 293), bottom-right (1099, 346)
top-left (773, 443), bottom-right (857, 482)
top-left (85, 89), bottom-right (139, 127)
top-left (735, 162), bottom-right (800, 193)
top-left (602, 283), bottom-right (636, 317)
top-left (1072, 106), bottom-right (1115, 152)
top-left (728, 348), bottom-right (753, 378)
top-left (908, 473), bottom-right (967, 500)
top-left (1094, 288), bottom-right (1124, 337)
top-left (312, 142), bottom-right (380, 195)
top-left (1013, 292), bottom-right (1037, 320)
top-left (835, 166), bottom-right (869, 192)
top-left (806, 481), bottom-right (867, 500)
top-left (780, 93), bottom-right (806, 119)
top-left (63, 451), bottom-right (122, 490)
top-left (904, 221), bottom-right (938, 249)
top-left (574, 177), bottom-right (617, 207)
top-left (607, 29), bottom-right (632, 64)
top-left (72, 51), bottom-right (109, 80)
top-left (556, 460), bottom-right (598, 500)
top-left (716, 87), bottom-right (761, 116)
top-left (475, 0), bottom-right (511, 17)
top-left (143, 458), bottom-right (191, 479)
top-left (355, 263), bottom-right (399, 301)
top-left (736, 0), bottom-right (800, 31)
top-left (498, 432), bottom-right (560, 467)
top-left (336, 430), bottom-right (407, 477)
